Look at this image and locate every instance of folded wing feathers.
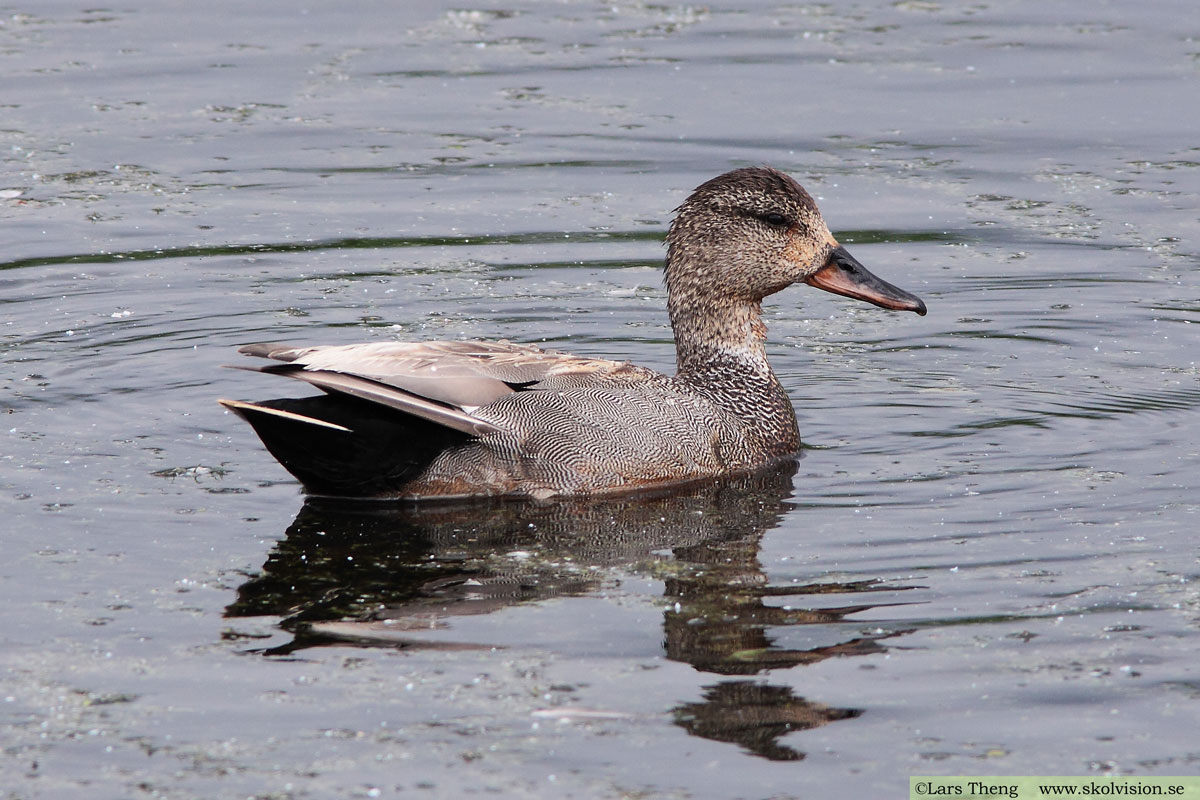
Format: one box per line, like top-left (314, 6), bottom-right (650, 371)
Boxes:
top-left (274, 368), bottom-right (502, 436)
top-left (235, 340), bottom-right (640, 437)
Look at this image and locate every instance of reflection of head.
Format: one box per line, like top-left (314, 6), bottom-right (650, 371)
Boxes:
top-left (675, 681), bottom-right (863, 762)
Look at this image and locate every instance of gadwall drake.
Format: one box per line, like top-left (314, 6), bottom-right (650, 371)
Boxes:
top-left (220, 167), bottom-right (926, 500)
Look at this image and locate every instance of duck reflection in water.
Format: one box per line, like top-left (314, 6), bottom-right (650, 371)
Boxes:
top-left (226, 461), bottom-right (917, 761)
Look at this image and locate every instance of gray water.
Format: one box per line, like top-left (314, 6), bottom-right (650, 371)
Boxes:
top-left (2, 1), bottom-right (1198, 797)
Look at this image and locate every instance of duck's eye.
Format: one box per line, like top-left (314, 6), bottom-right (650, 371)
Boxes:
top-left (762, 212), bottom-right (789, 227)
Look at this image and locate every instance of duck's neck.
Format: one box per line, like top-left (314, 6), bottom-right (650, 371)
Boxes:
top-left (668, 294), bottom-right (800, 454)
top-left (670, 294), bottom-right (770, 375)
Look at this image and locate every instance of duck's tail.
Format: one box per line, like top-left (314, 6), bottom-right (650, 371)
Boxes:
top-left (218, 394), bottom-right (472, 498)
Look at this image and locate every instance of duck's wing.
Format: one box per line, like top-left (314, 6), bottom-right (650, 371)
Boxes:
top-left (220, 340), bottom-right (656, 497)
top-left (230, 340), bottom-right (642, 433)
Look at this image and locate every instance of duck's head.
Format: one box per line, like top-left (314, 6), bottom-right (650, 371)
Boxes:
top-left (665, 166), bottom-right (927, 316)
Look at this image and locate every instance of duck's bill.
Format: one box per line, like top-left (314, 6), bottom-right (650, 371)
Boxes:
top-left (805, 245), bottom-right (927, 316)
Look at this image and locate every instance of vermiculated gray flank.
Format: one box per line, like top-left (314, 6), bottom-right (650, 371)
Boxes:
top-left (221, 167), bottom-right (927, 500)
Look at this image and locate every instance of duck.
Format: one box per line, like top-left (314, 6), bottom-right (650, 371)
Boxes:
top-left (220, 166), bottom-right (926, 501)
